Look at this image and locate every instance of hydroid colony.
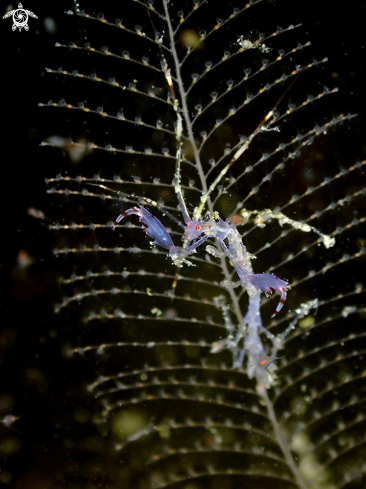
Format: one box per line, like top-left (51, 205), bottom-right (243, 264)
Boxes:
top-left (40, 1), bottom-right (366, 488)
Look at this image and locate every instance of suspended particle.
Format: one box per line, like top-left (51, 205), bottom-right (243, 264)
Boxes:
top-left (231, 215), bottom-right (244, 226)
top-left (27, 208), bottom-right (46, 220)
top-left (17, 250), bottom-right (35, 270)
top-left (179, 29), bottom-right (201, 49)
top-left (44, 17), bottom-right (57, 34)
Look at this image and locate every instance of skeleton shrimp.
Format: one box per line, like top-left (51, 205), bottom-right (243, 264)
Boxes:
top-left (115, 204), bottom-right (289, 318)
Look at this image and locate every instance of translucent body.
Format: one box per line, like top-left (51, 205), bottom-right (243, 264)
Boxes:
top-left (115, 206), bottom-right (289, 317)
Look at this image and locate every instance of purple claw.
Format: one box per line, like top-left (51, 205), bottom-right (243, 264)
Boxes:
top-left (115, 206), bottom-right (175, 250)
top-left (249, 273), bottom-right (289, 317)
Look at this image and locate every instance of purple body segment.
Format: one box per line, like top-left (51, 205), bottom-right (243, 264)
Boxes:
top-left (249, 273), bottom-right (288, 292)
top-left (249, 273), bottom-right (289, 317)
top-left (116, 206), bottom-right (175, 250)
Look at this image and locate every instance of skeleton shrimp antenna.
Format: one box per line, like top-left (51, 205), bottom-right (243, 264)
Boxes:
top-left (145, 1), bottom-right (191, 224)
top-left (161, 55), bottom-right (191, 224)
top-left (86, 183), bottom-right (185, 229)
top-left (147, 5), bottom-right (196, 292)
top-left (193, 76), bottom-right (300, 221)
top-left (168, 85), bottom-right (193, 290)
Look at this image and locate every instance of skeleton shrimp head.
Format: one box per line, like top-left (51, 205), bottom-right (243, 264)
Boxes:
top-left (169, 219), bottom-right (206, 267)
top-left (115, 206), bottom-right (174, 250)
top-left (249, 273), bottom-right (290, 317)
top-left (183, 219), bottom-right (204, 241)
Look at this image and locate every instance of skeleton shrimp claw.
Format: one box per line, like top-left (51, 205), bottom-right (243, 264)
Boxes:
top-left (249, 273), bottom-right (290, 317)
top-left (115, 206), bottom-right (175, 250)
top-left (114, 205), bottom-right (209, 264)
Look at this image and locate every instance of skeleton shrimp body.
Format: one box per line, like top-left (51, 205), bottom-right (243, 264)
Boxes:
top-left (115, 205), bottom-right (289, 318)
top-left (200, 217), bottom-right (289, 317)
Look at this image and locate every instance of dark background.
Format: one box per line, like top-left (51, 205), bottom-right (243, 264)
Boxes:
top-left (1, 1), bottom-right (366, 487)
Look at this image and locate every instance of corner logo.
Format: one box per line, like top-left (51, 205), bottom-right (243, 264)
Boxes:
top-left (2, 3), bottom-right (38, 31)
